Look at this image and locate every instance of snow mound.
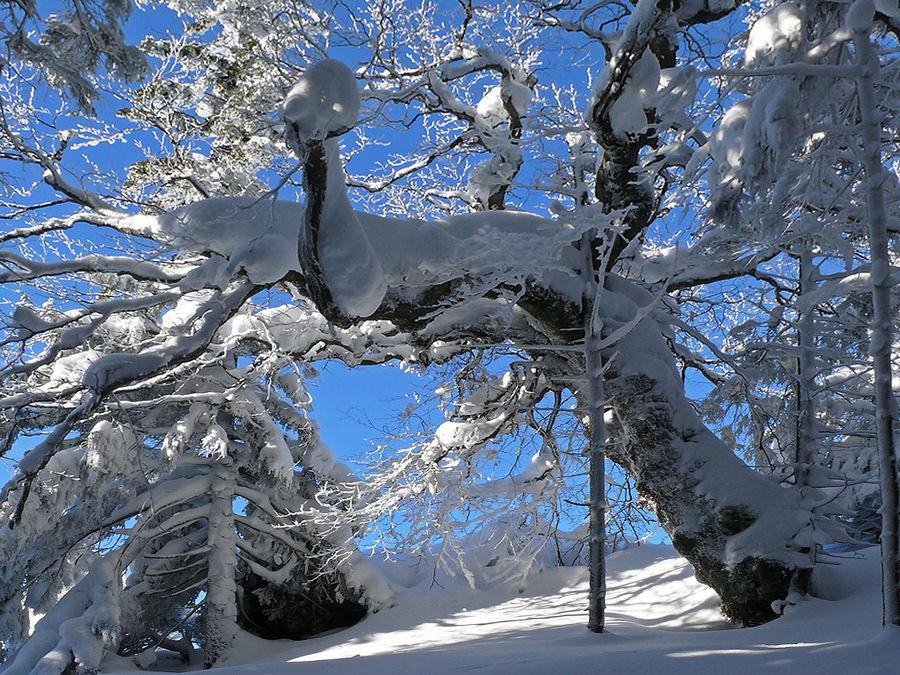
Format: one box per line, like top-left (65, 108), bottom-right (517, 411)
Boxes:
top-left (282, 59), bottom-right (361, 151)
top-left (313, 140), bottom-right (387, 317)
top-left (126, 191), bottom-right (582, 319)
top-left (137, 197), bottom-right (303, 286)
top-left (154, 197), bottom-right (302, 256)
top-left (745, 3), bottom-right (803, 67)
top-left (475, 80), bottom-right (532, 127)
top-left (358, 209), bottom-right (584, 304)
top-left (608, 48), bottom-right (660, 139)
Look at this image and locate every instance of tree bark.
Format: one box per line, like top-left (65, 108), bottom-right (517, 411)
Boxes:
top-left (582, 235), bottom-right (607, 633)
top-left (796, 245), bottom-right (818, 490)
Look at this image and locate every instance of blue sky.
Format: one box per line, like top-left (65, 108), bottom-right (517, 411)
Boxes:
top-left (311, 361), bottom-right (435, 465)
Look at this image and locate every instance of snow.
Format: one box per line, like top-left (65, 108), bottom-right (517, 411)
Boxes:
top-left (468, 448), bottom-right (554, 497)
top-left (281, 59), bottom-right (361, 148)
top-left (432, 418), bottom-right (504, 455)
top-left (226, 233), bottom-right (296, 285)
top-left (466, 157), bottom-right (512, 206)
top-left (313, 140), bottom-right (387, 317)
top-left (627, 48), bottom-right (661, 100)
top-left (607, 48), bottom-right (660, 139)
top-left (744, 3), bottom-right (804, 67)
top-left (160, 291), bottom-right (215, 332)
top-left (200, 424), bottom-right (229, 459)
top-left (358, 209), bottom-right (584, 304)
top-left (42, 349), bottom-right (104, 390)
top-left (633, 245), bottom-right (682, 284)
top-left (694, 99), bottom-right (750, 214)
top-left (127, 197), bottom-right (303, 290)
top-left (99, 544), bottom-right (899, 674)
top-left (232, 390), bottom-right (295, 481)
top-left (301, 437), bottom-right (358, 485)
top-left (607, 90), bottom-right (647, 139)
top-left (740, 79), bottom-right (800, 186)
top-left (475, 79), bottom-right (532, 127)
top-left (152, 197), bottom-right (303, 262)
top-left (5, 560), bottom-right (118, 675)
top-left (476, 85), bottom-right (508, 125)
top-left (132, 187), bottom-right (387, 317)
top-left (11, 304), bottom-right (53, 338)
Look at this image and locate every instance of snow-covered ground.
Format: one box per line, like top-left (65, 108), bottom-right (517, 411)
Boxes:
top-left (103, 544), bottom-right (898, 674)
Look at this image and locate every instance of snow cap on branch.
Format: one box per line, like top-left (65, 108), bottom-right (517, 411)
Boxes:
top-left (846, 0), bottom-right (875, 32)
top-left (281, 59), bottom-right (362, 153)
top-left (744, 2), bottom-right (803, 67)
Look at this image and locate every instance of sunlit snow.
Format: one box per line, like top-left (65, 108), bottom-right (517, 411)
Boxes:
top-left (100, 544), bottom-right (898, 674)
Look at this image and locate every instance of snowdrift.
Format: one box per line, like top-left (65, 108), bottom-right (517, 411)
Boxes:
top-left (101, 544), bottom-right (899, 674)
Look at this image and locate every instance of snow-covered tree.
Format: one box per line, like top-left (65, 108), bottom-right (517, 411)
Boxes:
top-left (5, 1), bottom-right (900, 667)
top-left (847, 0), bottom-right (900, 627)
top-left (0, 303), bottom-right (389, 669)
top-left (0, 0), bottom-right (148, 114)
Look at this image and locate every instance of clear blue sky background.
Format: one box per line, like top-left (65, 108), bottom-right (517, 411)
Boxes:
top-left (311, 362), bottom-right (433, 465)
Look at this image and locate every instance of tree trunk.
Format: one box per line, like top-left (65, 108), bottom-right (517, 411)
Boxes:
top-left (852, 11), bottom-right (900, 628)
top-left (205, 455), bottom-right (238, 667)
top-left (796, 245), bottom-right (818, 490)
top-left (292, 66), bottom-right (824, 624)
top-left (582, 235), bottom-right (607, 633)
top-left (598, 277), bottom-right (816, 625)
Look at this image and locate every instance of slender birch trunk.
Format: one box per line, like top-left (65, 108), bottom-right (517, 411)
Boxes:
top-left (796, 245), bottom-right (818, 491)
top-left (851, 2), bottom-right (900, 627)
top-left (582, 233), bottom-right (607, 633)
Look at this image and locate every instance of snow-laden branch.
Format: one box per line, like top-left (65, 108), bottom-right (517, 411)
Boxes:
top-left (1, 280), bottom-right (257, 528)
top-left (0, 251), bottom-right (183, 284)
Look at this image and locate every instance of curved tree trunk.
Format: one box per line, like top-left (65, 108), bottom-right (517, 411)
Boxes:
top-left (596, 277), bottom-right (817, 625)
top-left (292, 222), bottom-right (825, 625)
top-left (285, 52), bottom-right (826, 625)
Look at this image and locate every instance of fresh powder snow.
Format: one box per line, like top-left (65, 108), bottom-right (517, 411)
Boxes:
top-left (98, 544), bottom-right (898, 674)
